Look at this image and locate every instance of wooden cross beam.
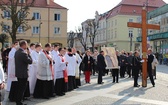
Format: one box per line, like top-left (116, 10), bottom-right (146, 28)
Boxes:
top-left (127, 7), bottom-right (160, 87)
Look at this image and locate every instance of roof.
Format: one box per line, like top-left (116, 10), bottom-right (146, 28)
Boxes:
top-left (0, 0), bottom-right (67, 9)
top-left (98, 0), bottom-right (166, 20)
top-left (148, 4), bottom-right (168, 19)
top-left (117, 0), bottom-right (166, 7)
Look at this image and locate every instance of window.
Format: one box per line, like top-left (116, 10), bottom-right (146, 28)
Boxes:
top-left (54, 27), bottom-right (60, 34)
top-left (19, 0), bottom-right (25, 3)
top-left (129, 19), bottom-right (133, 22)
top-left (111, 29), bottom-right (113, 39)
top-left (129, 29), bottom-right (133, 38)
top-left (115, 20), bottom-right (117, 26)
top-left (114, 29), bottom-right (117, 38)
top-left (4, 11), bottom-right (10, 18)
top-left (18, 11), bottom-right (26, 19)
top-left (32, 26), bottom-right (39, 34)
top-left (54, 14), bottom-right (60, 21)
top-left (2, 25), bottom-right (10, 33)
top-left (18, 26), bottom-right (24, 33)
top-left (111, 21), bottom-right (113, 27)
top-left (33, 12), bottom-right (40, 20)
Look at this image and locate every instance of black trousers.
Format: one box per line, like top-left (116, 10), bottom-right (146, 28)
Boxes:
top-left (127, 65), bottom-right (132, 77)
top-left (68, 76), bottom-right (74, 91)
top-left (33, 79), bottom-right (54, 98)
top-left (112, 69), bottom-right (119, 83)
top-left (148, 68), bottom-right (155, 86)
top-left (55, 78), bottom-right (65, 95)
top-left (133, 67), bottom-right (139, 86)
top-left (120, 66), bottom-right (126, 77)
top-left (98, 70), bottom-right (103, 84)
top-left (16, 78), bottom-right (28, 104)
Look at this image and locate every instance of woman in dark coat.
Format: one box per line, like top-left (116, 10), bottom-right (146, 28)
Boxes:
top-left (83, 50), bottom-right (94, 83)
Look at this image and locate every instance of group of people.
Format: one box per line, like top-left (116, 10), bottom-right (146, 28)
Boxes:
top-left (115, 49), bottom-right (157, 87)
top-left (0, 40), bottom-right (158, 105)
top-left (1, 40), bottom-right (84, 105)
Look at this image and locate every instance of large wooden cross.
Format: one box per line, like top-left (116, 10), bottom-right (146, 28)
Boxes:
top-left (127, 7), bottom-right (160, 87)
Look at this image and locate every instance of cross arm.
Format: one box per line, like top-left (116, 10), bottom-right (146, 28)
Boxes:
top-left (147, 24), bottom-right (160, 30)
top-left (127, 22), bottom-right (142, 28)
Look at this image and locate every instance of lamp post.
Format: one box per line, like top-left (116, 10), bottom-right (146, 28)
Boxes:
top-left (39, 22), bottom-right (42, 43)
top-left (129, 31), bottom-right (133, 51)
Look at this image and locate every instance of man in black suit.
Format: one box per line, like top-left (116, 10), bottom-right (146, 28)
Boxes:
top-left (97, 51), bottom-right (106, 84)
top-left (15, 40), bottom-right (32, 105)
top-left (147, 49), bottom-right (155, 87)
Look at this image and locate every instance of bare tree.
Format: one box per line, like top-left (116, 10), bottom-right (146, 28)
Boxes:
top-left (76, 27), bottom-right (89, 51)
top-left (0, 33), bottom-right (9, 48)
top-left (87, 19), bottom-right (99, 52)
top-left (0, 0), bottom-right (35, 43)
top-left (67, 31), bottom-right (75, 48)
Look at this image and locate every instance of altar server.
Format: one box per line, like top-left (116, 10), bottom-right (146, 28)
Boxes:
top-left (54, 48), bottom-right (68, 96)
top-left (65, 48), bottom-right (77, 91)
top-left (29, 44), bottom-right (41, 94)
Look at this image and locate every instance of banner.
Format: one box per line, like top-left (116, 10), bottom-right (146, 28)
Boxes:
top-left (101, 47), bottom-right (119, 69)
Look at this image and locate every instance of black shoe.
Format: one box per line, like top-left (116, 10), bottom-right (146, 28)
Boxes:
top-left (112, 81), bottom-right (115, 83)
top-left (153, 85), bottom-right (155, 87)
top-left (57, 94), bottom-right (64, 96)
top-left (43, 97), bottom-right (49, 99)
top-left (134, 85), bottom-right (140, 87)
top-left (116, 81), bottom-right (119, 83)
top-left (50, 94), bottom-right (56, 97)
top-left (16, 102), bottom-right (27, 105)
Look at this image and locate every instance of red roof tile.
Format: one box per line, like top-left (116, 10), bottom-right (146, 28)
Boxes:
top-left (118, 0), bottom-right (166, 7)
top-left (106, 0), bottom-right (166, 19)
top-left (0, 0), bottom-right (67, 9)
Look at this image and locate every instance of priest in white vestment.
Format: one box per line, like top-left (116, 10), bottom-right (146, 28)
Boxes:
top-left (29, 44), bottom-right (41, 94)
top-left (6, 42), bottom-right (19, 92)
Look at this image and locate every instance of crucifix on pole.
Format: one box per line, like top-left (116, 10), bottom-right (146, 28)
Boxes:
top-left (127, 7), bottom-right (160, 87)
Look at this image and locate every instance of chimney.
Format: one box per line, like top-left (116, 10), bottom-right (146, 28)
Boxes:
top-left (47, 0), bottom-right (50, 5)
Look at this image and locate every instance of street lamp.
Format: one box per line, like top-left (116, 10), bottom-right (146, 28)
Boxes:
top-left (129, 31), bottom-right (133, 51)
top-left (39, 22), bottom-right (42, 43)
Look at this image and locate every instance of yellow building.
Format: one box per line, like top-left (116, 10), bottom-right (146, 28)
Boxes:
top-left (106, 0), bottom-right (165, 51)
top-left (0, 0), bottom-right (68, 47)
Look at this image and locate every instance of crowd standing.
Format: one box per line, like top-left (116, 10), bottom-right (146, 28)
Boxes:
top-left (0, 40), bottom-right (159, 105)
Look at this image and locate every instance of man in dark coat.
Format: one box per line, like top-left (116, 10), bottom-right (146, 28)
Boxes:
top-left (120, 51), bottom-right (127, 78)
top-left (127, 51), bottom-right (134, 78)
top-left (97, 51), bottom-right (106, 84)
top-left (132, 51), bottom-right (141, 87)
top-left (147, 49), bottom-right (155, 87)
top-left (15, 40), bottom-right (32, 105)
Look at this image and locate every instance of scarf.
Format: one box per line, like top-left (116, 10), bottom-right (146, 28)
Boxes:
top-left (43, 50), bottom-right (54, 80)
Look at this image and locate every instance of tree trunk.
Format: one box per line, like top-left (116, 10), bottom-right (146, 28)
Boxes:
top-left (2, 42), bottom-right (4, 48)
top-left (11, 31), bottom-right (17, 43)
top-left (91, 37), bottom-right (95, 52)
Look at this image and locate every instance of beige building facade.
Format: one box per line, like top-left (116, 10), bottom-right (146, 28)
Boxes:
top-left (0, 0), bottom-right (67, 47)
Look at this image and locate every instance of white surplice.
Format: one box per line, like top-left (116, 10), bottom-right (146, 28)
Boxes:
top-left (52, 50), bottom-right (59, 81)
top-left (54, 55), bottom-right (66, 79)
top-left (29, 50), bottom-right (40, 94)
top-left (65, 54), bottom-right (77, 76)
top-left (6, 48), bottom-right (17, 92)
top-left (0, 63), bottom-right (5, 84)
top-left (75, 53), bottom-right (82, 78)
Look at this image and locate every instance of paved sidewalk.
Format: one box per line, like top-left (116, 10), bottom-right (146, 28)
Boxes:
top-left (2, 65), bottom-right (168, 105)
